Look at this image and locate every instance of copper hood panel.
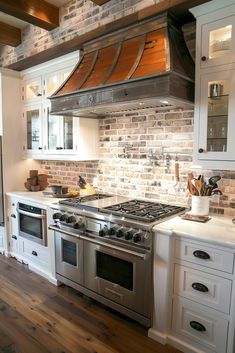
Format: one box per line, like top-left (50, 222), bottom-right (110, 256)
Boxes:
top-left (49, 14), bottom-right (194, 117)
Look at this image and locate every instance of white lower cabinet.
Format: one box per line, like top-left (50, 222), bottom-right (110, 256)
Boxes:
top-left (172, 297), bottom-right (228, 353)
top-left (19, 238), bottom-right (50, 275)
top-left (149, 233), bottom-right (235, 353)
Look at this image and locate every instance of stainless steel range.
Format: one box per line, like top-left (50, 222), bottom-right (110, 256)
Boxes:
top-left (49, 194), bottom-right (186, 327)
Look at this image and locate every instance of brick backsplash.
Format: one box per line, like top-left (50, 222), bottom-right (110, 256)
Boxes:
top-left (40, 109), bottom-right (235, 217)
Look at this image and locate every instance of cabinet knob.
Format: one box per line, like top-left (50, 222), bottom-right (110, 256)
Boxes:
top-left (190, 321), bottom-right (206, 332)
top-left (198, 148), bottom-right (204, 153)
top-left (12, 235), bottom-right (17, 240)
top-left (192, 282), bottom-right (209, 293)
top-left (201, 56), bottom-right (207, 62)
top-left (193, 250), bottom-right (210, 260)
top-left (38, 147), bottom-right (42, 150)
top-left (32, 250), bottom-right (38, 256)
top-left (10, 214), bottom-right (16, 218)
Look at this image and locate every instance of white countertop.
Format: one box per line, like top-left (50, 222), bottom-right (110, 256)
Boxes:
top-left (6, 191), bottom-right (63, 206)
top-left (153, 215), bottom-right (235, 248)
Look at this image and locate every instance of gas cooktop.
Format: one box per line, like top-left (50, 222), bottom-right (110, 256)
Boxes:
top-left (59, 193), bottom-right (112, 207)
top-left (101, 200), bottom-right (186, 223)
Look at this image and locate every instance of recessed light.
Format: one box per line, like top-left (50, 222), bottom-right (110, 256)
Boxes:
top-left (160, 100), bottom-right (169, 104)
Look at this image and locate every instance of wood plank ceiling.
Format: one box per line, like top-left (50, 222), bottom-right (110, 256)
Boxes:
top-left (0, 0), bottom-right (60, 47)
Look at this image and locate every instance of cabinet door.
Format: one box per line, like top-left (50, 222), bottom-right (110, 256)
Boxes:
top-left (22, 76), bottom-right (43, 102)
top-left (44, 103), bottom-right (76, 155)
top-left (44, 67), bottom-right (73, 98)
top-left (197, 69), bottom-right (235, 160)
top-left (201, 16), bottom-right (235, 68)
top-left (23, 104), bottom-right (43, 156)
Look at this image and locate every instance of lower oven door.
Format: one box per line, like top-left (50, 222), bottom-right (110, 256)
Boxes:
top-left (55, 231), bottom-right (84, 285)
top-left (84, 239), bottom-right (152, 318)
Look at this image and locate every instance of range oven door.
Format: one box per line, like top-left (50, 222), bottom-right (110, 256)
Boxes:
top-left (55, 231), bottom-right (84, 285)
top-left (83, 238), bottom-right (152, 318)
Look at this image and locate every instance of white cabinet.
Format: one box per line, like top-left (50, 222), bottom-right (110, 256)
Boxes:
top-left (21, 51), bottom-right (99, 161)
top-left (6, 196), bottom-right (20, 257)
top-left (149, 231), bottom-right (235, 353)
top-left (191, 0), bottom-right (235, 169)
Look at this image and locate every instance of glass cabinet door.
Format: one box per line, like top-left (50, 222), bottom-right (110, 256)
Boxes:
top-left (198, 70), bottom-right (235, 160)
top-left (63, 116), bottom-right (74, 150)
top-left (23, 77), bottom-right (42, 101)
top-left (47, 112), bottom-right (61, 151)
top-left (44, 68), bottom-right (73, 98)
top-left (201, 16), bottom-right (235, 68)
top-left (24, 105), bottom-right (43, 153)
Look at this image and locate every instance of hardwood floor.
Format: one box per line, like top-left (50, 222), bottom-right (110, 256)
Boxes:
top-left (0, 255), bottom-right (182, 353)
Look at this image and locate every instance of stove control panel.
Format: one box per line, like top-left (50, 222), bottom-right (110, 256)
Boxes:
top-left (51, 211), bottom-right (151, 248)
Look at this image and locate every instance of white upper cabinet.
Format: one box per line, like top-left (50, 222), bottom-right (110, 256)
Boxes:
top-left (201, 16), bottom-right (235, 68)
top-left (21, 52), bottom-right (99, 161)
top-left (191, 0), bottom-right (235, 169)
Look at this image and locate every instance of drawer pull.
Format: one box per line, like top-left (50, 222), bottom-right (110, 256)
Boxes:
top-left (11, 214), bottom-right (16, 218)
top-left (32, 251), bottom-right (38, 256)
top-left (192, 282), bottom-right (209, 293)
top-left (193, 250), bottom-right (210, 260)
top-left (190, 321), bottom-right (206, 332)
top-left (12, 235), bottom-right (17, 240)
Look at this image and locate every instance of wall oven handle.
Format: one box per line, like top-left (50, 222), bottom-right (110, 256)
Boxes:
top-left (80, 235), bottom-right (149, 260)
top-left (16, 208), bottom-right (46, 219)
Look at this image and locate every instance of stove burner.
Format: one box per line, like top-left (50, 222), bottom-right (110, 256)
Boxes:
top-left (59, 193), bottom-right (111, 207)
top-left (101, 200), bottom-right (186, 223)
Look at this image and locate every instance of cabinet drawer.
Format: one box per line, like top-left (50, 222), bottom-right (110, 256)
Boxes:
top-left (174, 264), bottom-right (232, 314)
top-left (20, 239), bottom-right (49, 267)
top-left (175, 239), bottom-right (234, 273)
top-left (172, 297), bottom-right (228, 353)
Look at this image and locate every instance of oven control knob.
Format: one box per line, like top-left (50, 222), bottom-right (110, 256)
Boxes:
top-left (133, 232), bottom-right (142, 243)
top-left (53, 212), bottom-right (62, 220)
top-left (60, 214), bottom-right (69, 222)
top-left (99, 227), bottom-right (108, 237)
top-left (108, 226), bottom-right (117, 235)
top-left (125, 230), bottom-right (134, 240)
top-left (67, 216), bottom-right (76, 223)
top-left (74, 220), bottom-right (85, 229)
top-left (116, 228), bottom-right (125, 237)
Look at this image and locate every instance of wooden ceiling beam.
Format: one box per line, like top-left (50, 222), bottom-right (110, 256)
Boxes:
top-left (0, 0), bottom-right (59, 31)
top-left (6, 0), bottom-right (211, 71)
top-left (90, 0), bottom-right (111, 5)
top-left (0, 21), bottom-right (21, 47)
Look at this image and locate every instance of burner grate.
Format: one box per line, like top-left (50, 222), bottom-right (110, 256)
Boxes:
top-left (59, 194), bottom-right (111, 207)
top-left (101, 200), bottom-right (186, 223)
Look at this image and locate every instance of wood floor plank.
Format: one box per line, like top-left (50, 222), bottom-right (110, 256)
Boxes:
top-left (0, 255), bottom-right (182, 353)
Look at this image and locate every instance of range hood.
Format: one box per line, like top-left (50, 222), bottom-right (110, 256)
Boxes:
top-left (49, 13), bottom-right (195, 118)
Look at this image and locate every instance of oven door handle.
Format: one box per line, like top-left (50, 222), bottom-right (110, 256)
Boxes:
top-left (16, 208), bottom-right (46, 219)
top-left (80, 235), bottom-right (149, 260)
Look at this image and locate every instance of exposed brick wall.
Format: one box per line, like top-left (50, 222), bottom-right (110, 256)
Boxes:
top-left (0, 0), bottom-right (164, 67)
top-left (40, 109), bottom-right (235, 217)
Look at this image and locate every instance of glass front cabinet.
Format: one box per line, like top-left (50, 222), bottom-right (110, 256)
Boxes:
top-left (201, 16), bottom-right (235, 68)
top-left (191, 1), bottom-right (235, 168)
top-left (23, 104), bottom-right (43, 157)
top-left (198, 70), bottom-right (235, 161)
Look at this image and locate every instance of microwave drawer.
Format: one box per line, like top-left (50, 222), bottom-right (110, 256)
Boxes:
top-left (174, 239), bottom-right (234, 273)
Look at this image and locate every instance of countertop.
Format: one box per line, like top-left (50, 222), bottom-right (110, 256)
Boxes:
top-left (153, 214), bottom-right (235, 249)
top-left (6, 191), bottom-right (63, 206)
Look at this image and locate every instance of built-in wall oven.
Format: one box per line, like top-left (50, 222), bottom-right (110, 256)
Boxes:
top-left (17, 202), bottom-right (47, 246)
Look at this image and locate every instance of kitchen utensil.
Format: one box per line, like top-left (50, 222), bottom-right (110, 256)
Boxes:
top-left (78, 176), bottom-right (87, 189)
top-left (211, 189), bottom-right (223, 195)
top-left (191, 178), bottom-right (202, 195)
top-left (208, 175), bottom-right (221, 186)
